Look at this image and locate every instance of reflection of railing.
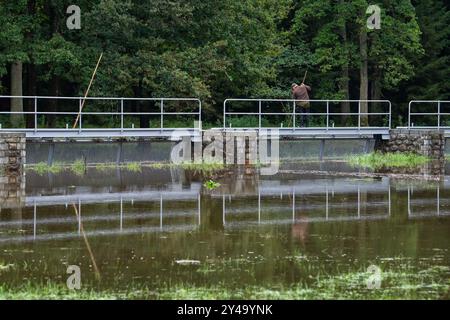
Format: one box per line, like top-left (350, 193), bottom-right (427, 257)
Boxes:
top-left (0, 96), bottom-right (201, 138)
top-left (222, 185), bottom-right (391, 227)
top-left (408, 100), bottom-right (450, 129)
top-left (0, 193), bottom-right (201, 243)
top-left (2, 181), bottom-right (450, 243)
top-left (407, 185), bottom-right (450, 218)
top-left (223, 99), bottom-right (391, 133)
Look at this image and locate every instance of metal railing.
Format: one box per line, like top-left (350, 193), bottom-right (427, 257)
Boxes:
top-left (408, 100), bottom-right (450, 129)
top-left (0, 96), bottom-right (201, 134)
top-left (223, 99), bottom-right (392, 130)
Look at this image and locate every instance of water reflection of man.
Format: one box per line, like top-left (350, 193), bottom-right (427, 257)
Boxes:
top-left (291, 194), bottom-right (309, 246)
top-left (292, 221), bottom-right (309, 246)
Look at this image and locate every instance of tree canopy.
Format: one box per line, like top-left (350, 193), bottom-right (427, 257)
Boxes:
top-left (0, 0), bottom-right (449, 126)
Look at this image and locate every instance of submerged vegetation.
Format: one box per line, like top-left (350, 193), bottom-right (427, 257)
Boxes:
top-left (27, 159), bottom-right (86, 175)
top-left (70, 159), bottom-right (86, 175)
top-left (29, 162), bottom-right (64, 175)
top-left (178, 162), bottom-right (226, 174)
top-left (26, 161), bottom-right (226, 175)
top-left (347, 152), bottom-right (430, 170)
top-left (0, 264), bottom-right (448, 300)
top-left (125, 162), bottom-right (142, 172)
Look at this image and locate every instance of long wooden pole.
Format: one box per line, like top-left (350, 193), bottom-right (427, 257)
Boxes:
top-left (301, 70), bottom-right (308, 84)
top-left (72, 52), bottom-right (103, 129)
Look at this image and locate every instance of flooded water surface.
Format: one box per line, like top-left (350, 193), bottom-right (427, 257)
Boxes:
top-left (0, 164), bottom-right (449, 299)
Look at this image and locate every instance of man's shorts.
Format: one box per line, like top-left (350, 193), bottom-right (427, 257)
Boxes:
top-left (296, 101), bottom-right (310, 108)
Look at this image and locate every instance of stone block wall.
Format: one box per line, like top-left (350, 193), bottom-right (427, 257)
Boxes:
top-left (376, 129), bottom-right (445, 160)
top-left (0, 132), bottom-right (26, 173)
top-left (0, 173), bottom-right (26, 208)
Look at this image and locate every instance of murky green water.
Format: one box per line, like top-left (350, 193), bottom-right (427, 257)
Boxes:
top-left (0, 164), bottom-right (449, 299)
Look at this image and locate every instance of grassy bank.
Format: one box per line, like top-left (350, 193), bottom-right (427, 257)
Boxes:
top-left (347, 152), bottom-right (430, 170)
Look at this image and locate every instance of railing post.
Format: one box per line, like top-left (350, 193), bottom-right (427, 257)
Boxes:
top-left (34, 96), bottom-right (38, 133)
top-left (258, 100), bottom-right (262, 130)
top-left (79, 98), bottom-right (82, 133)
top-left (120, 98), bottom-right (124, 133)
top-left (326, 101), bottom-right (329, 131)
top-left (408, 102), bottom-right (412, 128)
top-left (292, 101), bottom-right (296, 131)
top-left (198, 100), bottom-right (202, 129)
top-left (160, 99), bottom-right (163, 132)
top-left (223, 100), bottom-right (226, 129)
top-left (388, 101), bottom-right (392, 129)
top-left (438, 101), bottom-right (441, 129)
top-left (358, 101), bottom-right (361, 131)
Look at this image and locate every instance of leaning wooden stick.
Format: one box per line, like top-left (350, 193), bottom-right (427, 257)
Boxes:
top-left (301, 70), bottom-right (308, 84)
top-left (72, 52), bottom-right (103, 129)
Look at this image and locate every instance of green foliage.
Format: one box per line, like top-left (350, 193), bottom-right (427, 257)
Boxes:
top-left (0, 0), bottom-right (448, 124)
top-left (27, 162), bottom-right (63, 175)
top-left (203, 179), bottom-right (221, 190)
top-left (403, 0), bottom-right (450, 100)
top-left (180, 161), bottom-right (225, 174)
top-left (347, 152), bottom-right (430, 169)
top-left (125, 162), bottom-right (141, 172)
top-left (70, 159), bottom-right (86, 175)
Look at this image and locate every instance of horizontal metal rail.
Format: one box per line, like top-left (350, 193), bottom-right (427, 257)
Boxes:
top-left (408, 100), bottom-right (450, 130)
top-left (0, 96), bottom-right (201, 138)
top-left (223, 99), bottom-right (392, 135)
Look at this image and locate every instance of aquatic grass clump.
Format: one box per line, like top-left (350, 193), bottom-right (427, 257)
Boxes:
top-left (148, 162), bottom-right (166, 169)
top-left (95, 162), bottom-right (116, 171)
top-left (180, 161), bottom-right (225, 174)
top-left (27, 162), bottom-right (63, 175)
top-left (347, 152), bottom-right (429, 170)
top-left (70, 159), bottom-right (86, 175)
top-left (125, 162), bottom-right (142, 172)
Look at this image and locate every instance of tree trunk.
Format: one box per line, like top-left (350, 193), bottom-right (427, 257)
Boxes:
top-left (25, 64), bottom-right (37, 128)
top-left (11, 61), bottom-right (24, 127)
top-left (371, 66), bottom-right (382, 101)
top-left (371, 67), bottom-right (383, 127)
top-left (339, 16), bottom-right (350, 125)
top-left (359, 27), bottom-right (368, 127)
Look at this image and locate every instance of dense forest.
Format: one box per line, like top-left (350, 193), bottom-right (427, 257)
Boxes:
top-left (0, 0), bottom-right (449, 127)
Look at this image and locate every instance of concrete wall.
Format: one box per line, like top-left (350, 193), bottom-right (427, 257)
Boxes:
top-left (25, 139), bottom-right (373, 165)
